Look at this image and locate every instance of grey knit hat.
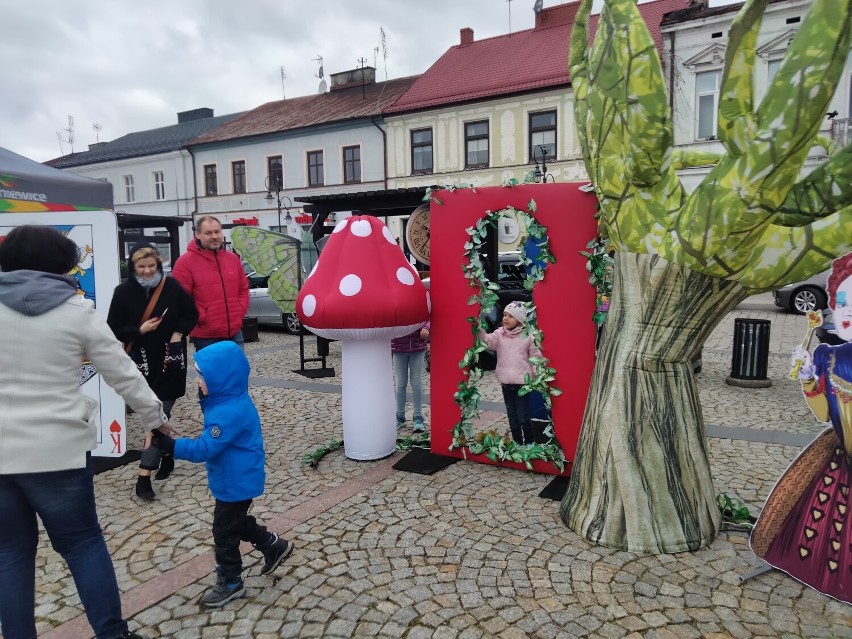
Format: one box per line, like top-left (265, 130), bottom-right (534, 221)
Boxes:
top-left (503, 301), bottom-right (527, 325)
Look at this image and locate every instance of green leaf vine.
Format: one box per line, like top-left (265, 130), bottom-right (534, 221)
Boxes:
top-left (580, 235), bottom-right (613, 327)
top-left (451, 204), bottom-right (566, 472)
top-left (716, 493), bottom-right (755, 532)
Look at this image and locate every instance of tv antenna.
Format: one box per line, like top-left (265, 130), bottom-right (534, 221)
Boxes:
top-left (92, 122), bottom-right (103, 143)
top-left (357, 56), bottom-right (368, 98)
top-left (313, 55), bottom-right (327, 93)
top-left (56, 115), bottom-right (75, 155)
top-left (533, 0), bottom-right (544, 14)
top-left (380, 27), bottom-right (389, 80)
top-left (280, 66), bottom-right (287, 99)
top-left (507, 0), bottom-right (514, 34)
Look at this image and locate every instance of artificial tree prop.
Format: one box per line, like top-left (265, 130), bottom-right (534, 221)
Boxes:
top-left (561, 0), bottom-right (852, 553)
top-left (297, 215), bottom-right (429, 460)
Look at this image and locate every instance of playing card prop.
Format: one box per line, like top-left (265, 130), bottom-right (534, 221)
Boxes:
top-left (297, 216), bottom-right (429, 460)
top-left (752, 253), bottom-right (852, 604)
top-left (1, 223), bottom-right (125, 463)
top-left (561, 0), bottom-right (852, 554)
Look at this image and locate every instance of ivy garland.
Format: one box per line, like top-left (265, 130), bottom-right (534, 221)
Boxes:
top-left (449, 201), bottom-right (566, 472)
top-left (580, 235), bottom-right (614, 327)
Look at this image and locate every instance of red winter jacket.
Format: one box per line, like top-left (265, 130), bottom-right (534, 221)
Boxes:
top-left (171, 241), bottom-right (248, 339)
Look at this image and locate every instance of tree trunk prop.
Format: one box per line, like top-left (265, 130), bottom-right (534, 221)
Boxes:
top-left (561, 252), bottom-right (747, 553)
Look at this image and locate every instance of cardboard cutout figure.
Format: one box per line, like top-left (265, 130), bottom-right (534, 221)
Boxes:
top-left (561, 0), bottom-right (852, 553)
top-left (751, 254), bottom-right (852, 604)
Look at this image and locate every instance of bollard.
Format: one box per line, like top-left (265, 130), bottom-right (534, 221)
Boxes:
top-left (726, 318), bottom-right (771, 388)
top-left (241, 316), bottom-right (259, 343)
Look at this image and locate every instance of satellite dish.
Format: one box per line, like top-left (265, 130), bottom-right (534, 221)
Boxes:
top-left (533, 0), bottom-right (544, 14)
top-left (318, 79), bottom-right (328, 94)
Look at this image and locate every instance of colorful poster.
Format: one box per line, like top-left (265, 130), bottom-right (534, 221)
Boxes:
top-left (0, 211), bottom-right (126, 456)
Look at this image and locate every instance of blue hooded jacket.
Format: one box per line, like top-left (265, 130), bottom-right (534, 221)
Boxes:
top-left (173, 341), bottom-right (265, 502)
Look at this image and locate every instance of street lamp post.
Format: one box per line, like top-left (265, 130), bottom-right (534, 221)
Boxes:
top-left (265, 176), bottom-right (292, 232)
top-left (532, 144), bottom-right (552, 183)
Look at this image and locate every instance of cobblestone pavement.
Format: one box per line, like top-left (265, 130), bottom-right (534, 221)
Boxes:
top-left (14, 295), bottom-right (852, 639)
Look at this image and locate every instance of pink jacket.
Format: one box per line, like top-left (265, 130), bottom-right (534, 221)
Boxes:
top-left (479, 326), bottom-right (542, 385)
top-left (171, 241), bottom-right (249, 339)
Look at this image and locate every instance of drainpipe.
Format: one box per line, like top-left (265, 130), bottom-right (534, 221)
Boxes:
top-left (186, 146), bottom-right (199, 225)
top-left (371, 117), bottom-right (388, 190)
top-left (668, 31), bottom-right (676, 115)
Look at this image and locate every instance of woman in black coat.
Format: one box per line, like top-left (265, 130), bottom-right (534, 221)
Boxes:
top-left (107, 242), bottom-right (198, 501)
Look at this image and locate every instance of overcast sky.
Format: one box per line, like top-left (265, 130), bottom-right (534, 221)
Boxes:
top-left (2, 0), bottom-right (741, 163)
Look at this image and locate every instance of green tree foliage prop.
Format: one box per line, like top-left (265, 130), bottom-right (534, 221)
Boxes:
top-left (560, 0), bottom-right (852, 553)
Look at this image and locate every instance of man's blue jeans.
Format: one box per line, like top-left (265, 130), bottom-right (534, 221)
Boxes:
top-left (0, 454), bottom-right (128, 639)
top-left (191, 329), bottom-right (245, 352)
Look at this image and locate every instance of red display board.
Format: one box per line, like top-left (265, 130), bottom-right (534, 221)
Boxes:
top-left (429, 184), bottom-right (599, 475)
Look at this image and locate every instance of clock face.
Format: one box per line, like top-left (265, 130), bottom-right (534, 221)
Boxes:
top-left (406, 205), bottom-right (431, 266)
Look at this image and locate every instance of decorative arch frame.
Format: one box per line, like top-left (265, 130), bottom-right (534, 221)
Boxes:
top-left (428, 183), bottom-right (599, 475)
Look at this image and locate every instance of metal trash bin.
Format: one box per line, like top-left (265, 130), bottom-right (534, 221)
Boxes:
top-left (242, 316), bottom-right (259, 343)
top-left (726, 318), bottom-right (771, 388)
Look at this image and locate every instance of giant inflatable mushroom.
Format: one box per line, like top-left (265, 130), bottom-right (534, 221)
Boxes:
top-left (297, 215), bottom-right (430, 460)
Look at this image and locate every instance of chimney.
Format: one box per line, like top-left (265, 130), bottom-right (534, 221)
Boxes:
top-left (460, 27), bottom-right (474, 45)
top-left (329, 66), bottom-right (376, 91)
top-left (535, 1), bottom-right (580, 29)
top-left (88, 142), bottom-right (107, 151)
top-left (177, 108), bottom-right (214, 123)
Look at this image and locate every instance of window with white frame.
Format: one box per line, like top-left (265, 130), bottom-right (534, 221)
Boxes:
top-left (204, 164), bottom-right (218, 196)
top-left (343, 146), bottom-right (361, 184)
top-left (307, 150), bottom-right (324, 187)
top-left (696, 70), bottom-right (721, 140)
top-left (267, 156), bottom-right (283, 190)
top-left (153, 171), bottom-right (165, 201)
top-left (123, 175), bottom-right (135, 203)
top-left (529, 111), bottom-right (557, 162)
top-left (232, 161), bottom-right (246, 194)
top-left (411, 128), bottom-right (433, 174)
top-left (464, 120), bottom-right (489, 169)
top-left (767, 59), bottom-right (783, 84)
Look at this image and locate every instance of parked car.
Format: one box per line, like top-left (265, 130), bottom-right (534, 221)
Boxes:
top-left (246, 270), bottom-right (304, 334)
top-left (773, 269), bottom-right (830, 314)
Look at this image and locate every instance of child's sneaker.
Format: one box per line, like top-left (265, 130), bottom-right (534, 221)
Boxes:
top-left (412, 417), bottom-right (425, 432)
top-left (396, 413), bottom-right (406, 429)
top-left (259, 534), bottom-right (294, 575)
top-left (201, 576), bottom-right (245, 608)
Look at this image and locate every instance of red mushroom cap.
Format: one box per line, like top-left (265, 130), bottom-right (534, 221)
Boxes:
top-left (297, 215), bottom-right (430, 341)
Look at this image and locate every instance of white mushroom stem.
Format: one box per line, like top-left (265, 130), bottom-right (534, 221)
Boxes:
top-left (340, 338), bottom-right (396, 460)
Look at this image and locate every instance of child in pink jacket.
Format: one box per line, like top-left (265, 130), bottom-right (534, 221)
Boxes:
top-left (479, 301), bottom-right (542, 445)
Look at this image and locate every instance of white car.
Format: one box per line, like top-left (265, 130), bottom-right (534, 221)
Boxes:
top-left (246, 271), bottom-right (304, 334)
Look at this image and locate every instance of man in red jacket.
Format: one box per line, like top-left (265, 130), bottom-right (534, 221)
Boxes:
top-left (172, 216), bottom-right (249, 351)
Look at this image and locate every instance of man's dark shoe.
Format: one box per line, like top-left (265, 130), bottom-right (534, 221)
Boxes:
top-left (154, 454), bottom-right (175, 480)
top-left (201, 577), bottom-right (245, 608)
top-left (110, 631), bottom-right (147, 639)
top-left (259, 534), bottom-right (294, 575)
top-left (134, 476), bottom-right (155, 502)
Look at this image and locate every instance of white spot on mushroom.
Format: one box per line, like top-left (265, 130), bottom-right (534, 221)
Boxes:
top-left (396, 267), bottom-right (415, 286)
top-left (339, 274), bottom-right (362, 296)
top-left (333, 219), bottom-right (348, 234)
top-left (350, 219), bottom-right (372, 237)
top-left (302, 294), bottom-right (317, 317)
top-left (382, 227), bottom-right (396, 245)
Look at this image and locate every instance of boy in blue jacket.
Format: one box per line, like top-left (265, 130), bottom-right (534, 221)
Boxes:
top-left (152, 341), bottom-right (293, 607)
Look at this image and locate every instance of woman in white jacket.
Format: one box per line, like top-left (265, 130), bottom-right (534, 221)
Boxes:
top-left (0, 225), bottom-right (170, 639)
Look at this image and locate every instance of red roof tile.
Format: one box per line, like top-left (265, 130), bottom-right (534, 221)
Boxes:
top-left (384, 0), bottom-right (689, 115)
top-left (190, 75), bottom-right (419, 146)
